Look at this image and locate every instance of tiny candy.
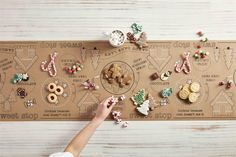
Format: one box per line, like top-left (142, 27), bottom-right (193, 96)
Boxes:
top-left (218, 81), bottom-right (225, 86)
top-left (197, 31), bottom-right (204, 37)
top-left (64, 61), bottom-right (83, 75)
top-left (226, 80), bottom-right (233, 89)
top-left (122, 121), bottom-right (129, 128)
top-left (197, 45), bottom-right (202, 49)
top-left (150, 72), bottom-right (159, 81)
top-left (201, 38), bottom-right (208, 42)
top-left (82, 79), bottom-right (99, 90)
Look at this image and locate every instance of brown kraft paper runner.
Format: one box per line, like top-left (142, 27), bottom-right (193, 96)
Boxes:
top-left (0, 41), bottom-right (235, 121)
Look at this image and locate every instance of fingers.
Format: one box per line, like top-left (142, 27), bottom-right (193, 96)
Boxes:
top-left (106, 96), bottom-right (118, 109)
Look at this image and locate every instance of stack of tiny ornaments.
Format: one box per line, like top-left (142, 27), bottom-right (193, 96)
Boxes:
top-left (64, 61), bottom-right (83, 74)
top-left (193, 31), bottom-right (210, 59)
top-left (127, 23), bottom-right (148, 49)
top-left (110, 95), bottom-right (129, 128)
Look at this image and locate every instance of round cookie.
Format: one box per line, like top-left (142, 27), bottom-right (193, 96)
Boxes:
top-left (47, 83), bottom-right (57, 92)
top-left (182, 84), bottom-right (190, 91)
top-left (47, 93), bottom-right (58, 103)
top-left (55, 86), bottom-right (64, 95)
top-left (190, 82), bottom-right (200, 92)
top-left (178, 89), bottom-right (190, 100)
top-left (188, 93), bottom-right (199, 103)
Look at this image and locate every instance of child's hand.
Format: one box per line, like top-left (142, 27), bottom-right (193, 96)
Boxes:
top-left (93, 96), bottom-right (118, 122)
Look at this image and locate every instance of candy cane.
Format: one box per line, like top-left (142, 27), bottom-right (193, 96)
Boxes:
top-left (41, 52), bottom-right (57, 77)
top-left (175, 52), bottom-right (191, 74)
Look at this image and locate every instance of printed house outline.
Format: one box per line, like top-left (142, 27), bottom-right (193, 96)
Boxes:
top-left (211, 90), bottom-right (234, 115)
top-left (77, 92), bottom-right (99, 115)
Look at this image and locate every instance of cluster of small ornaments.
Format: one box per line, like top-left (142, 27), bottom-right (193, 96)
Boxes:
top-left (112, 110), bottom-right (129, 128)
top-left (193, 31), bottom-right (210, 59)
top-left (111, 95), bottom-right (128, 128)
top-left (24, 99), bottom-right (36, 108)
top-left (127, 23), bottom-right (148, 49)
top-left (219, 80), bottom-right (233, 89)
top-left (64, 61), bottom-right (83, 74)
top-left (17, 87), bottom-right (27, 99)
top-left (82, 79), bottom-right (99, 90)
top-left (12, 73), bottom-right (29, 84)
top-left (193, 50), bottom-right (210, 59)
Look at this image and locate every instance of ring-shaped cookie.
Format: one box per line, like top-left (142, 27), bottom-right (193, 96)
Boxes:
top-left (47, 83), bottom-right (57, 92)
top-left (47, 93), bottom-right (58, 103)
top-left (55, 86), bottom-right (64, 96)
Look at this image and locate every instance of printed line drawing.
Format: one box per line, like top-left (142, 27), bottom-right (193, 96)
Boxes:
top-left (90, 47), bottom-right (100, 69)
top-left (0, 72), bottom-right (6, 91)
top-left (147, 48), bottom-right (171, 72)
top-left (223, 47), bottom-right (234, 69)
top-left (14, 48), bottom-right (38, 72)
top-left (77, 92), bottom-right (99, 115)
top-left (0, 89), bottom-right (16, 112)
top-left (80, 47), bottom-right (86, 63)
top-left (214, 47), bottom-right (220, 62)
top-left (211, 90), bottom-right (234, 116)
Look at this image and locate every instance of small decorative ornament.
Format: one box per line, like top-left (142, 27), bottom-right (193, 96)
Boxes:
top-left (64, 61), bottom-right (83, 74)
top-left (136, 32), bottom-right (148, 49)
top-left (131, 23), bottom-right (143, 34)
top-left (82, 79), bottom-right (99, 90)
top-left (118, 95), bottom-right (126, 101)
top-left (160, 98), bottom-right (168, 106)
top-left (219, 79), bottom-right (233, 89)
top-left (12, 73), bottom-right (29, 84)
top-left (197, 31), bottom-right (204, 37)
top-left (161, 88), bottom-right (173, 98)
top-left (175, 52), bottom-right (191, 74)
top-left (131, 89), bottom-right (145, 106)
top-left (136, 100), bottom-right (150, 116)
top-left (201, 38), bottom-right (208, 42)
top-left (160, 71), bottom-right (172, 81)
top-left (122, 121), bottom-right (129, 128)
top-left (17, 87), bottom-right (27, 99)
top-left (127, 32), bottom-right (137, 43)
top-left (112, 110), bottom-right (122, 124)
top-left (41, 52), bottom-right (57, 77)
top-left (24, 99), bottom-right (36, 108)
top-left (150, 72), bottom-right (159, 80)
